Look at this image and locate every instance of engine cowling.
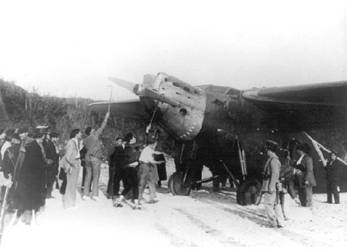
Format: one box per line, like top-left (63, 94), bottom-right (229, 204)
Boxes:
top-left (151, 73), bottom-right (207, 141)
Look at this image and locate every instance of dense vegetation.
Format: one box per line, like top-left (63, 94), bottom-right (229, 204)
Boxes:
top-left (0, 79), bottom-right (160, 154)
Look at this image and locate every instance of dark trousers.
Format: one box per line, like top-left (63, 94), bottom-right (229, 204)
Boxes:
top-left (59, 170), bottom-right (67, 195)
top-left (107, 166), bottom-right (123, 197)
top-left (82, 165), bottom-right (86, 187)
top-left (107, 167), bottom-right (116, 197)
top-left (327, 181), bottom-right (340, 204)
top-left (46, 166), bottom-right (57, 197)
top-left (121, 167), bottom-right (138, 201)
top-left (113, 167), bottom-right (123, 196)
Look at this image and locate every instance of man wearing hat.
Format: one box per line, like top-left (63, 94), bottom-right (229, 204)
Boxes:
top-left (43, 132), bottom-right (60, 198)
top-left (261, 140), bottom-right (284, 228)
top-left (325, 151), bottom-right (341, 204)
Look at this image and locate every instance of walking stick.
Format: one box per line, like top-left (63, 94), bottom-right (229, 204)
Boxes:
top-left (107, 85), bottom-right (113, 113)
top-left (0, 184), bottom-right (10, 245)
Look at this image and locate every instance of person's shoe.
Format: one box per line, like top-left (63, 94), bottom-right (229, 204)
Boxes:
top-left (113, 200), bottom-right (123, 207)
top-left (134, 199), bottom-right (141, 210)
top-left (82, 195), bottom-right (90, 200)
top-left (91, 196), bottom-right (99, 201)
top-left (118, 195), bottom-right (125, 202)
top-left (147, 199), bottom-right (158, 204)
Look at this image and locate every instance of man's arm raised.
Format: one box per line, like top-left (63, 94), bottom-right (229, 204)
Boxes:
top-left (95, 111), bottom-right (110, 137)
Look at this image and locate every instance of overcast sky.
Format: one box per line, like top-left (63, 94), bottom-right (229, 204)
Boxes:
top-left (0, 0), bottom-right (346, 101)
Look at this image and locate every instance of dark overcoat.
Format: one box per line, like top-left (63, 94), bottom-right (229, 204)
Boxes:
top-left (325, 159), bottom-right (341, 185)
top-left (16, 140), bottom-right (46, 211)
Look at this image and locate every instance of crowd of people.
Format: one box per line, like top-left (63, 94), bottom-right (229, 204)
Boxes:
top-left (0, 113), bottom-right (343, 230)
top-left (260, 139), bottom-right (342, 228)
top-left (0, 111), bottom-right (167, 226)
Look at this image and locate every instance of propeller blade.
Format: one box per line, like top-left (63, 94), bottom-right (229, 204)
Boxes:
top-left (108, 77), bottom-right (138, 93)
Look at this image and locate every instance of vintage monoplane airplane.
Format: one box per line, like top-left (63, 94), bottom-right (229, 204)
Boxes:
top-left (90, 72), bottom-right (347, 205)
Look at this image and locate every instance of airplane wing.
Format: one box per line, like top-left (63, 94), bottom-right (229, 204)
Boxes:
top-left (89, 99), bottom-right (149, 120)
top-left (242, 81), bottom-right (347, 107)
top-left (242, 81), bottom-right (347, 130)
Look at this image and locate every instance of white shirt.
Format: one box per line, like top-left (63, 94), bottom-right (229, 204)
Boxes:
top-left (1, 141), bottom-right (11, 160)
top-left (296, 154), bottom-right (305, 165)
top-left (139, 146), bottom-right (155, 163)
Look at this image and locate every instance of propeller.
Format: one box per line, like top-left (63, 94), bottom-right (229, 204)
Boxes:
top-left (108, 77), bottom-right (139, 94)
top-left (108, 74), bottom-right (180, 107)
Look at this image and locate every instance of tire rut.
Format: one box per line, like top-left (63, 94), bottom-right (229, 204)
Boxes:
top-left (196, 198), bottom-right (331, 247)
top-left (154, 223), bottom-right (197, 247)
top-left (174, 208), bottom-right (245, 246)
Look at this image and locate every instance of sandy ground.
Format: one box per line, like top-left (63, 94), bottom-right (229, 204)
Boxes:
top-left (1, 159), bottom-right (347, 249)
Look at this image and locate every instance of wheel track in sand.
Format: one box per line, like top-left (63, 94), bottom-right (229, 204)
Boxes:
top-left (153, 223), bottom-right (197, 246)
top-left (196, 198), bottom-right (331, 247)
top-left (174, 207), bottom-right (245, 246)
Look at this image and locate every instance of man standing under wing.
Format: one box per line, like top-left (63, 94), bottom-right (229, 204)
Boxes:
top-left (261, 140), bottom-right (284, 228)
top-left (82, 111), bottom-right (110, 200)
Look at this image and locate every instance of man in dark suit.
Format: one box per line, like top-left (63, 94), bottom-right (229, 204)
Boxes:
top-left (43, 132), bottom-right (60, 198)
top-left (107, 137), bottom-right (125, 199)
top-left (114, 133), bottom-right (140, 209)
top-left (295, 143), bottom-right (316, 207)
top-left (325, 151), bottom-right (341, 204)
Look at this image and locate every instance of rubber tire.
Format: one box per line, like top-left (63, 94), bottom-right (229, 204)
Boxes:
top-left (237, 178), bottom-right (262, 206)
top-left (168, 172), bottom-right (191, 196)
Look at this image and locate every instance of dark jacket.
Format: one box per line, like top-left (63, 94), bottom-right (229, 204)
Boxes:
top-left (109, 145), bottom-right (125, 169)
top-left (16, 140), bottom-right (47, 211)
top-left (302, 155), bottom-right (316, 187)
top-left (43, 139), bottom-right (59, 175)
top-left (122, 144), bottom-right (140, 167)
top-left (325, 159), bottom-right (341, 184)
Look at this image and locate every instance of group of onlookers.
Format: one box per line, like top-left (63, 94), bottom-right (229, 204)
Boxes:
top-left (2, 115), bottom-right (343, 230)
top-left (0, 127), bottom-right (61, 225)
top-left (261, 139), bottom-right (342, 228)
top-left (0, 110), bottom-right (167, 226)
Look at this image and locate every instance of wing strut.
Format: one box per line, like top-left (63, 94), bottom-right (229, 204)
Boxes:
top-left (303, 132), bottom-right (347, 166)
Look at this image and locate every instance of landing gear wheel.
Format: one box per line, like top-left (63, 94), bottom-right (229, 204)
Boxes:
top-left (168, 172), bottom-right (191, 196)
top-left (237, 178), bottom-right (261, 205)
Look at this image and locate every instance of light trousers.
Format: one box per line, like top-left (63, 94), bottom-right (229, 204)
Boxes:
top-left (63, 165), bottom-right (80, 209)
top-left (84, 157), bottom-right (101, 197)
top-left (262, 192), bottom-right (283, 227)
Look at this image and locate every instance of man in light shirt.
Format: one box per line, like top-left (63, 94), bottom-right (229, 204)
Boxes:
top-left (138, 139), bottom-right (164, 204)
